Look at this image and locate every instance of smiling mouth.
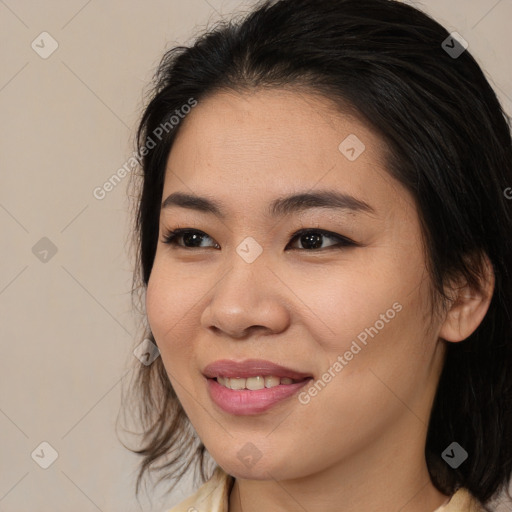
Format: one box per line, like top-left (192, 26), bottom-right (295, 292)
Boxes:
top-left (214, 375), bottom-right (308, 390)
top-left (206, 375), bottom-right (313, 415)
top-left (203, 359), bottom-right (314, 414)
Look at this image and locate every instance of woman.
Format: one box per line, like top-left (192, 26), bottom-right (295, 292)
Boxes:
top-left (121, 0), bottom-right (512, 510)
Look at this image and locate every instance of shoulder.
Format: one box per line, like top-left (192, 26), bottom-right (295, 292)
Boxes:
top-left (435, 487), bottom-right (487, 512)
top-left (165, 467), bottom-right (234, 512)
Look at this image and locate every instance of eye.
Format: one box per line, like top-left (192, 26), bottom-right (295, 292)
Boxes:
top-left (161, 228), bottom-right (356, 251)
top-left (161, 228), bottom-right (219, 249)
top-left (287, 228), bottom-right (355, 250)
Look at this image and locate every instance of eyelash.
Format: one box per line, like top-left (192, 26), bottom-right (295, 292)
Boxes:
top-left (160, 227), bottom-right (357, 251)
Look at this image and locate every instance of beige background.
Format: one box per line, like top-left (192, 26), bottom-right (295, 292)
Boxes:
top-left (1, 1), bottom-right (511, 511)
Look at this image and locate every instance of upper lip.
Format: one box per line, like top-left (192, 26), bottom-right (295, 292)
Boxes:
top-left (203, 359), bottom-right (313, 380)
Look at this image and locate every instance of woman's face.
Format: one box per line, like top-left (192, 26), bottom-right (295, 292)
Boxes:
top-left (146, 89), bottom-right (447, 481)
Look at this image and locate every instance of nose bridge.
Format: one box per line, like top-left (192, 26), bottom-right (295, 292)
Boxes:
top-left (221, 238), bottom-right (270, 306)
top-left (235, 233), bottom-right (266, 265)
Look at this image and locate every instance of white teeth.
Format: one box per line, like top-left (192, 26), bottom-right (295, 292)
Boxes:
top-left (264, 376), bottom-right (280, 388)
top-left (230, 378), bottom-right (246, 390)
top-left (246, 376), bottom-right (265, 390)
top-left (216, 375), bottom-right (299, 390)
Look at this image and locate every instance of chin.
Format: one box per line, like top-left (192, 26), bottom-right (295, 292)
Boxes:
top-left (224, 464), bottom-right (279, 480)
top-left (214, 453), bottom-right (296, 481)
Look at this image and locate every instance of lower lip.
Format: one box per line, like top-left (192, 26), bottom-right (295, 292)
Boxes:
top-left (206, 377), bottom-right (312, 415)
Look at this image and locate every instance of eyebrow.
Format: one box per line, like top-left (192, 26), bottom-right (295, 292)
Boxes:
top-left (161, 190), bottom-right (377, 218)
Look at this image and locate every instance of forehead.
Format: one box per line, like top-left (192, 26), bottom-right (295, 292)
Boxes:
top-left (163, 89), bottom-right (414, 217)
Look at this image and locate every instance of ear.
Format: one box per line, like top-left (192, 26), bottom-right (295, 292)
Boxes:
top-left (438, 253), bottom-right (495, 343)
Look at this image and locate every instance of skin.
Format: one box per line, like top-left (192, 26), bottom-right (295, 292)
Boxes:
top-left (145, 88), bottom-right (494, 512)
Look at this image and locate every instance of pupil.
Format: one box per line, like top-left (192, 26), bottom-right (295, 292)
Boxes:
top-left (184, 232), bottom-right (203, 247)
top-left (302, 232), bottom-right (322, 249)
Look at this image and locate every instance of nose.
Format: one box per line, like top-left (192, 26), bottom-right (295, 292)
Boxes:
top-left (199, 252), bottom-right (291, 340)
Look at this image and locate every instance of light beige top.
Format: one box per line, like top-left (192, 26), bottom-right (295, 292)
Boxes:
top-left (166, 466), bottom-right (486, 511)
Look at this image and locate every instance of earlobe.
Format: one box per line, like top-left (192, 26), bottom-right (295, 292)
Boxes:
top-left (438, 254), bottom-right (495, 343)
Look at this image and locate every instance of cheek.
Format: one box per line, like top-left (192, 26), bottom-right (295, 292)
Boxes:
top-left (145, 261), bottom-right (202, 375)
top-left (288, 262), bottom-right (406, 355)
top-left (146, 258), bottom-right (193, 336)
top-left (295, 245), bottom-right (432, 388)
top-left (145, 265), bottom-right (182, 357)
top-left (145, 272), bottom-right (195, 409)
